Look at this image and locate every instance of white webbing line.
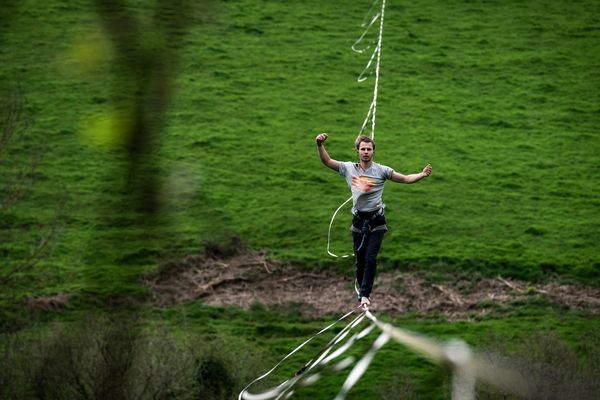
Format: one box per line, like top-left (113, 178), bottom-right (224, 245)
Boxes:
top-left (333, 331), bottom-right (390, 400)
top-left (364, 309), bottom-right (446, 363)
top-left (273, 313), bottom-right (374, 400)
top-left (241, 305), bottom-right (541, 400)
top-left (240, 306), bottom-right (390, 400)
top-left (305, 312), bottom-right (367, 373)
top-left (327, 0), bottom-right (386, 258)
top-left (239, 307), bottom-right (363, 400)
top-left (363, 310), bottom-right (538, 399)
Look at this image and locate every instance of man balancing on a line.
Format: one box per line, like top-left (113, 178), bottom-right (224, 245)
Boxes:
top-left (316, 133), bottom-right (432, 307)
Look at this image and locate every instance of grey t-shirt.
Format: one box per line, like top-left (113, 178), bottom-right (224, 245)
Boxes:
top-left (338, 161), bottom-right (394, 214)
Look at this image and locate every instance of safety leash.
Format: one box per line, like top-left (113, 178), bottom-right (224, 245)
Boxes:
top-left (354, 219), bottom-right (370, 253)
top-left (326, 196), bottom-right (353, 258)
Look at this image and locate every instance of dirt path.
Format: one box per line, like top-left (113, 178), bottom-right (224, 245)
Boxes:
top-left (144, 252), bottom-right (600, 320)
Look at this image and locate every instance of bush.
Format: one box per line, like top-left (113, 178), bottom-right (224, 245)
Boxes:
top-left (477, 331), bottom-right (600, 399)
top-left (203, 233), bottom-right (246, 258)
top-left (0, 315), bottom-right (269, 400)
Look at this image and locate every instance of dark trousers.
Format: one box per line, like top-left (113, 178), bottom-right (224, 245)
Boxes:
top-left (353, 229), bottom-right (385, 299)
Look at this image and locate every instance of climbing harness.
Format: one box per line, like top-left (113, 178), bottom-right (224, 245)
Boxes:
top-left (352, 208), bottom-right (384, 253)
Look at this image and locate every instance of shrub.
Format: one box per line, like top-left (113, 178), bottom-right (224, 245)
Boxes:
top-left (0, 315), bottom-right (270, 400)
top-left (477, 331), bottom-right (600, 399)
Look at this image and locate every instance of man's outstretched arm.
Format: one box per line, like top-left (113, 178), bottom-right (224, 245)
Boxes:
top-left (390, 164), bottom-right (432, 183)
top-left (315, 133), bottom-right (340, 171)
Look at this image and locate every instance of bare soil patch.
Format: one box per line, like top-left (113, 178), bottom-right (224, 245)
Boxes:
top-left (144, 251), bottom-right (600, 320)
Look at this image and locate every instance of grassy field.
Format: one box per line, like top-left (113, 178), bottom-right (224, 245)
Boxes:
top-left (1, 0), bottom-right (599, 398)
top-left (2, 0), bottom-right (599, 290)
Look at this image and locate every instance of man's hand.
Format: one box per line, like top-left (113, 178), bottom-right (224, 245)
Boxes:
top-left (315, 133), bottom-right (339, 171)
top-left (422, 164), bottom-right (432, 177)
top-left (316, 133), bottom-right (328, 146)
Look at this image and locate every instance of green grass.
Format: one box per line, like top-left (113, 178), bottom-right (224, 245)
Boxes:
top-left (2, 0), bottom-right (599, 294)
top-left (1, 1), bottom-right (599, 398)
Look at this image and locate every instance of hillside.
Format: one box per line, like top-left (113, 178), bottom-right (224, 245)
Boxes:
top-left (2, 1), bottom-right (599, 301)
top-left (1, 2), bottom-right (599, 398)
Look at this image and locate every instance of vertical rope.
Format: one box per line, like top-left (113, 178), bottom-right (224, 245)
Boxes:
top-left (370, 0), bottom-right (385, 140)
top-left (328, 0), bottom-right (386, 258)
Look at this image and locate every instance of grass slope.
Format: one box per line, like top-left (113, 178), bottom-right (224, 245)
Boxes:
top-left (0, 0), bottom-right (599, 335)
top-left (2, 2), bottom-right (600, 398)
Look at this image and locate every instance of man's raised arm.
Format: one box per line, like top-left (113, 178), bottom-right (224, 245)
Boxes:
top-left (390, 164), bottom-right (432, 183)
top-left (315, 133), bottom-right (340, 171)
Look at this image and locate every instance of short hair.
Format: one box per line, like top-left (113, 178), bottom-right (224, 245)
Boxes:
top-left (355, 135), bottom-right (375, 151)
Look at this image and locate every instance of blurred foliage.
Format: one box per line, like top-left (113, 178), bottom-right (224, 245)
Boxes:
top-left (0, 313), bottom-right (270, 400)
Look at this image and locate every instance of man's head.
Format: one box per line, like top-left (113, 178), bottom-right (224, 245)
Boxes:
top-left (355, 135), bottom-right (376, 151)
top-left (355, 135), bottom-right (375, 163)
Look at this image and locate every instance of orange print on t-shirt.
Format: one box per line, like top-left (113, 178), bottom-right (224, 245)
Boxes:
top-left (352, 176), bottom-right (374, 193)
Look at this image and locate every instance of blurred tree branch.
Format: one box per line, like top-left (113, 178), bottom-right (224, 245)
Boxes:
top-left (93, 0), bottom-right (207, 215)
